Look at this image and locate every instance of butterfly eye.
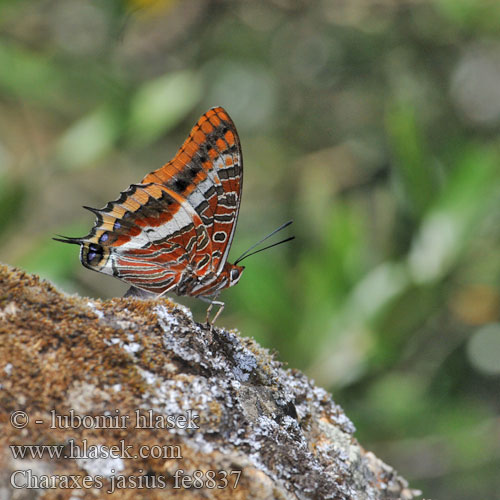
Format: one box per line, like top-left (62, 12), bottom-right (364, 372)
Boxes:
top-left (87, 244), bottom-right (103, 264)
top-left (230, 268), bottom-right (240, 281)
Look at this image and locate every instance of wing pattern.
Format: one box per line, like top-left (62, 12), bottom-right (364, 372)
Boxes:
top-left (62, 107), bottom-right (243, 296)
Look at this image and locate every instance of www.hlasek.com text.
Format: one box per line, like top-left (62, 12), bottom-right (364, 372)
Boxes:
top-left (11, 439), bottom-right (182, 461)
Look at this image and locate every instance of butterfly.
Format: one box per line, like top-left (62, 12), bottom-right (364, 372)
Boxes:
top-left (55, 107), bottom-right (293, 323)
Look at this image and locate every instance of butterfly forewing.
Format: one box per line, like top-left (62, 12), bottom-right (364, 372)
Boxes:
top-left (141, 107), bottom-right (243, 276)
top-left (74, 107), bottom-right (243, 296)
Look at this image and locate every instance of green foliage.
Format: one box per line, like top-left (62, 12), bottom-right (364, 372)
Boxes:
top-left (19, 233), bottom-right (83, 284)
top-left (56, 106), bottom-right (123, 169)
top-left (386, 104), bottom-right (438, 217)
top-left (0, 43), bottom-right (65, 105)
top-left (0, 177), bottom-right (27, 238)
top-left (127, 70), bottom-right (203, 147)
top-left (1, 1), bottom-right (500, 498)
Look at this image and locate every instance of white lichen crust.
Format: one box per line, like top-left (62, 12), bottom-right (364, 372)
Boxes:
top-left (0, 264), bottom-right (419, 500)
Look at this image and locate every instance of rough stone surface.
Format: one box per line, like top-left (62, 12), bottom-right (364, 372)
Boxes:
top-left (0, 265), bottom-right (419, 499)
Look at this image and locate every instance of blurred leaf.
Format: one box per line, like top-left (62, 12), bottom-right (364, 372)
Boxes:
top-left (127, 70), bottom-right (202, 147)
top-left (466, 323), bottom-right (500, 375)
top-left (236, 254), bottom-right (290, 325)
top-left (408, 145), bottom-right (500, 283)
top-left (55, 106), bottom-right (122, 169)
top-left (297, 204), bottom-right (369, 351)
top-left (367, 374), bottom-right (427, 431)
top-left (435, 0), bottom-right (500, 34)
top-left (386, 104), bottom-right (438, 217)
top-left (437, 145), bottom-right (499, 217)
top-left (0, 43), bottom-right (65, 105)
top-left (0, 177), bottom-right (28, 237)
top-left (126, 0), bottom-right (178, 15)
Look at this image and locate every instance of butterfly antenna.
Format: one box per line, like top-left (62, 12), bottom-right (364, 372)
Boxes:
top-left (234, 220), bottom-right (294, 265)
top-left (52, 235), bottom-right (83, 245)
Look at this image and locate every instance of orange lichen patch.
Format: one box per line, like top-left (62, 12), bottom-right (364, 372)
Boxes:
top-left (0, 265), bottom-right (237, 498)
top-left (0, 266), bottom-right (143, 410)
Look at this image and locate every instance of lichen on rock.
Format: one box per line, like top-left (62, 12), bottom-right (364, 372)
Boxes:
top-left (0, 264), bottom-right (419, 499)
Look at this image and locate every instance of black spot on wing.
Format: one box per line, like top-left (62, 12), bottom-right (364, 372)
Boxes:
top-left (213, 232), bottom-right (227, 242)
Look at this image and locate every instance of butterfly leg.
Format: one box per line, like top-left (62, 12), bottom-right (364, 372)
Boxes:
top-left (207, 300), bottom-right (225, 325)
top-left (199, 296), bottom-right (225, 326)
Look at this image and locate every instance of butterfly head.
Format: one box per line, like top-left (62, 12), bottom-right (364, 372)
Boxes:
top-left (213, 261), bottom-right (244, 291)
top-left (227, 263), bottom-right (245, 288)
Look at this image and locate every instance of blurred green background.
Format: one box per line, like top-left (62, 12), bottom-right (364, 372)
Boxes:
top-left (1, 0), bottom-right (500, 497)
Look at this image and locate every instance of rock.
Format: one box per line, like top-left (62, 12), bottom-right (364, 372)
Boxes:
top-left (0, 264), bottom-right (419, 499)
